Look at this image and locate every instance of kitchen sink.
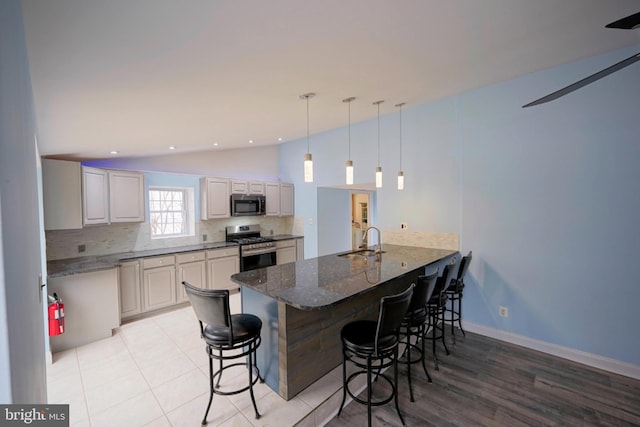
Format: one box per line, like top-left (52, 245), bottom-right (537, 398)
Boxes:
top-left (337, 249), bottom-right (385, 259)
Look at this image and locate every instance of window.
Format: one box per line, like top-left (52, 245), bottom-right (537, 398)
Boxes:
top-left (149, 187), bottom-right (193, 238)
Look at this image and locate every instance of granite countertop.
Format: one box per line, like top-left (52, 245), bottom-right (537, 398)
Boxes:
top-left (271, 234), bottom-right (303, 240)
top-left (231, 244), bottom-right (457, 310)
top-left (47, 241), bottom-right (238, 278)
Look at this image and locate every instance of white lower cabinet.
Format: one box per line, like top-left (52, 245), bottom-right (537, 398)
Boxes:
top-left (119, 260), bottom-right (142, 319)
top-left (296, 238), bottom-right (304, 261)
top-left (207, 247), bottom-right (239, 291)
top-left (276, 240), bottom-right (297, 265)
top-left (176, 252), bottom-right (206, 302)
top-left (117, 247), bottom-right (240, 321)
top-left (142, 255), bottom-right (176, 312)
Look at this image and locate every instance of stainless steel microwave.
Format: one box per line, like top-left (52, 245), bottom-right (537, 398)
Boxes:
top-left (230, 194), bottom-right (266, 216)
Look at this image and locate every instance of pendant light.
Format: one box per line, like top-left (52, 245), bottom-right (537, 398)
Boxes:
top-left (300, 93), bottom-right (315, 182)
top-left (373, 100), bottom-right (384, 188)
top-left (343, 97), bottom-right (356, 185)
top-left (396, 102), bottom-right (405, 190)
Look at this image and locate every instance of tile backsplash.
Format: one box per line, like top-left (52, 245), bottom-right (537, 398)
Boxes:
top-left (46, 216), bottom-right (296, 260)
top-left (382, 230), bottom-right (459, 251)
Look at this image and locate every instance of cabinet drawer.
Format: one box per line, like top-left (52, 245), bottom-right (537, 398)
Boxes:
top-left (176, 251), bottom-right (205, 264)
top-left (143, 255), bottom-right (175, 269)
top-left (207, 247), bottom-right (238, 259)
top-left (276, 239), bottom-right (296, 249)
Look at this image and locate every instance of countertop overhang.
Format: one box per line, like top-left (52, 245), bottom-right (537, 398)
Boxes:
top-left (232, 244), bottom-right (457, 310)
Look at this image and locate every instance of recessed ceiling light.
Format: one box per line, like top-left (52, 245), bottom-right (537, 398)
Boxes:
top-left (109, 150), bottom-right (119, 155)
top-left (249, 140), bottom-right (254, 144)
top-left (213, 142), bottom-right (219, 147)
top-left (169, 146), bottom-right (176, 150)
top-left (277, 137), bottom-right (283, 142)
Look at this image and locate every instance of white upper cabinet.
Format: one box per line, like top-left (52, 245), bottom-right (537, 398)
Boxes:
top-left (109, 170), bottom-right (145, 222)
top-left (82, 166), bottom-right (144, 225)
top-left (265, 182), bottom-right (294, 216)
top-left (200, 177), bottom-right (230, 219)
top-left (265, 182), bottom-right (280, 216)
top-left (230, 180), bottom-right (264, 195)
top-left (42, 159), bottom-right (83, 230)
top-left (248, 181), bottom-right (265, 195)
top-left (82, 167), bottom-right (110, 225)
top-left (280, 183), bottom-right (294, 216)
top-left (230, 179), bottom-right (249, 194)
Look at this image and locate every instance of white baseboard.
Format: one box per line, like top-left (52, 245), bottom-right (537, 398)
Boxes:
top-left (463, 321), bottom-right (640, 380)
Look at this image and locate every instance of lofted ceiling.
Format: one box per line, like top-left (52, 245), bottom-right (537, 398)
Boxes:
top-left (21, 0), bottom-right (640, 160)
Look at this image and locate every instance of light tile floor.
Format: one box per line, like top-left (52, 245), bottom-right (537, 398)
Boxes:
top-left (46, 293), bottom-right (353, 427)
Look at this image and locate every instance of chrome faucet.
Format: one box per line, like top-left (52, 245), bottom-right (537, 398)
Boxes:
top-left (361, 226), bottom-right (382, 254)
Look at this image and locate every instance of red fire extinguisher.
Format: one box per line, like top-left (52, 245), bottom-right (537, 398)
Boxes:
top-left (48, 293), bottom-right (65, 336)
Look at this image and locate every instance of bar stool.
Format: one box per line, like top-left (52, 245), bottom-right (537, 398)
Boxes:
top-left (425, 261), bottom-right (456, 370)
top-left (446, 251), bottom-right (473, 344)
top-left (399, 269), bottom-right (438, 402)
top-left (182, 281), bottom-right (263, 425)
top-left (337, 284), bottom-right (414, 427)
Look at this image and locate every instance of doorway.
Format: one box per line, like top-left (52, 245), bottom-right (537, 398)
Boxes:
top-left (351, 192), bottom-right (374, 250)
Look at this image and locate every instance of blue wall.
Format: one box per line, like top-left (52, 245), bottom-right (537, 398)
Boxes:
top-left (279, 44), bottom-right (640, 366)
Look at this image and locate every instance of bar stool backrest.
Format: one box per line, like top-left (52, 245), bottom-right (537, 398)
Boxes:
top-left (434, 262), bottom-right (455, 296)
top-left (375, 284), bottom-right (414, 354)
top-left (456, 251), bottom-right (473, 283)
top-left (409, 269), bottom-right (439, 313)
top-left (183, 281), bottom-right (233, 346)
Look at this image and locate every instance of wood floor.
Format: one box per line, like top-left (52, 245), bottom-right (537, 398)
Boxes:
top-left (326, 329), bottom-right (640, 426)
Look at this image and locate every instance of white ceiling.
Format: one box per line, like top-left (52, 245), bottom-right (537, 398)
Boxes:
top-left (21, 0), bottom-right (639, 160)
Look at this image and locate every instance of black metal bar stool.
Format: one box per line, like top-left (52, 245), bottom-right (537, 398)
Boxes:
top-left (337, 284), bottom-right (414, 427)
top-left (425, 260), bottom-right (456, 370)
top-left (182, 281), bottom-right (263, 425)
top-left (399, 269), bottom-right (438, 402)
top-left (446, 251), bottom-right (473, 344)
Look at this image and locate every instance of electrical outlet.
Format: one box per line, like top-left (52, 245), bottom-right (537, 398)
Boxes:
top-left (401, 222), bottom-right (408, 230)
top-left (309, 218), bottom-right (313, 225)
top-left (499, 306), bottom-right (508, 318)
top-left (202, 234), bottom-right (207, 242)
top-left (78, 244), bottom-right (86, 253)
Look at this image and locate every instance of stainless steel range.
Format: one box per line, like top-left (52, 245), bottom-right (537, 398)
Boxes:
top-left (226, 224), bottom-right (276, 272)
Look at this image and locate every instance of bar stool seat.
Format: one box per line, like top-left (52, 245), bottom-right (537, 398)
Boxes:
top-left (338, 284), bottom-right (414, 427)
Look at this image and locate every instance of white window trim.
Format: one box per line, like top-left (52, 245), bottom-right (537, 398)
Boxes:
top-left (149, 186), bottom-right (195, 239)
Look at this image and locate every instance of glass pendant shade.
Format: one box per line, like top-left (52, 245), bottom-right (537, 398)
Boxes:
top-left (304, 153), bottom-right (313, 183)
top-left (375, 166), bottom-right (383, 188)
top-left (397, 171), bottom-right (404, 190)
top-left (346, 160), bottom-right (354, 185)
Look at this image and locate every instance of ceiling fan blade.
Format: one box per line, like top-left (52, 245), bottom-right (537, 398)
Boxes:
top-left (605, 11), bottom-right (640, 29)
top-left (522, 52), bottom-right (640, 108)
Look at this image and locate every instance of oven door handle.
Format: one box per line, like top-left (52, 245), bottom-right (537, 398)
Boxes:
top-left (242, 247), bottom-right (276, 256)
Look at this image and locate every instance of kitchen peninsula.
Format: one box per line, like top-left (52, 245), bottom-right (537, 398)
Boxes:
top-left (232, 244), bottom-right (458, 400)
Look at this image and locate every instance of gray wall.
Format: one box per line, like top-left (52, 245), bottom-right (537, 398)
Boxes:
top-left (0, 0), bottom-right (47, 403)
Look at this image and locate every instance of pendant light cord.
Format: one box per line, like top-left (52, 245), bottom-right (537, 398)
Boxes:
top-left (348, 101), bottom-right (351, 159)
top-left (306, 96), bottom-right (310, 153)
top-left (397, 102), bottom-right (404, 170)
top-left (377, 102), bottom-right (381, 166)
top-left (399, 104), bottom-right (402, 170)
